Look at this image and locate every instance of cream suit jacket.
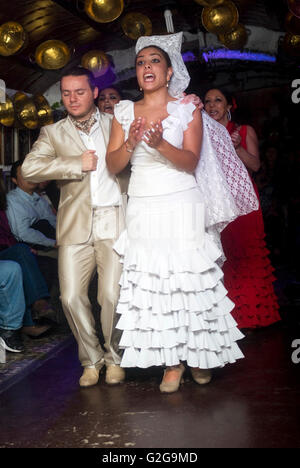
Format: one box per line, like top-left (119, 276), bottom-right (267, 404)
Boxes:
top-left (21, 112), bottom-right (129, 246)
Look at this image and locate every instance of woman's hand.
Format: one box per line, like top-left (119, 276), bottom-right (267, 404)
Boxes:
top-left (142, 121), bottom-right (163, 148)
top-left (231, 127), bottom-right (242, 149)
top-left (182, 93), bottom-right (204, 110)
top-left (127, 117), bottom-right (145, 150)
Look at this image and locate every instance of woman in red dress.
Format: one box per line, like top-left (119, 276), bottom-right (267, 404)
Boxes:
top-left (204, 88), bottom-right (280, 330)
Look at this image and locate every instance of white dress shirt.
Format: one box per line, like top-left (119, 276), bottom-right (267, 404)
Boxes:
top-left (77, 109), bottom-right (120, 207)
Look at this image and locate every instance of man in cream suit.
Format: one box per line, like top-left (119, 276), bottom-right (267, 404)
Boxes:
top-left (22, 67), bottom-right (128, 387)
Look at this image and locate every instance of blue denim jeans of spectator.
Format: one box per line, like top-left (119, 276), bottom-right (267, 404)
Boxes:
top-left (0, 244), bottom-right (50, 326)
top-left (0, 260), bottom-right (26, 330)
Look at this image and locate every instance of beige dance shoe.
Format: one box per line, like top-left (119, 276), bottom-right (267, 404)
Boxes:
top-left (190, 368), bottom-right (212, 385)
top-left (159, 363), bottom-right (185, 393)
top-left (79, 367), bottom-right (100, 388)
top-left (105, 364), bottom-right (125, 385)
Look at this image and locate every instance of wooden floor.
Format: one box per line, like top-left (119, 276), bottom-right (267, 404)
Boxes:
top-left (0, 318), bottom-right (299, 449)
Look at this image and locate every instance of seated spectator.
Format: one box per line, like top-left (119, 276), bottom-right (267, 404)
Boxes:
top-left (0, 260), bottom-right (25, 353)
top-left (35, 180), bottom-right (59, 215)
top-left (0, 177), bottom-right (54, 335)
top-left (6, 161), bottom-right (57, 251)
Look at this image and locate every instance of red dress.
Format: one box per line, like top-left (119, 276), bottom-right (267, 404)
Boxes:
top-left (221, 122), bottom-right (281, 329)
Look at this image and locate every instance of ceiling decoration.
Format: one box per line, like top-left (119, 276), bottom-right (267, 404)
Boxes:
top-left (81, 49), bottom-right (110, 76)
top-left (0, 21), bottom-right (27, 56)
top-left (35, 39), bottom-right (71, 69)
top-left (0, 0), bottom-right (298, 97)
top-left (84, 0), bottom-right (125, 24)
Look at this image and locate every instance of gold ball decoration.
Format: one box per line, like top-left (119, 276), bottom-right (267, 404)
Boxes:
top-left (35, 40), bottom-right (71, 70)
top-left (121, 13), bottom-right (152, 40)
top-left (285, 11), bottom-right (300, 35)
top-left (202, 0), bottom-right (239, 35)
top-left (194, 0), bottom-right (225, 6)
top-left (283, 32), bottom-right (300, 57)
top-left (81, 50), bottom-right (110, 77)
top-left (288, 0), bottom-right (300, 19)
top-left (219, 23), bottom-right (248, 49)
top-left (84, 0), bottom-right (124, 24)
top-left (33, 95), bottom-right (54, 127)
top-left (0, 95), bottom-right (14, 127)
top-left (0, 22), bottom-right (27, 57)
top-left (14, 92), bottom-right (38, 130)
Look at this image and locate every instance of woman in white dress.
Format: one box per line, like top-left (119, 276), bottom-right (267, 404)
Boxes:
top-left (106, 33), bottom-right (257, 393)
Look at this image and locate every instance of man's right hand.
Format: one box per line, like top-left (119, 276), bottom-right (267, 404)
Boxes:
top-left (81, 150), bottom-right (98, 172)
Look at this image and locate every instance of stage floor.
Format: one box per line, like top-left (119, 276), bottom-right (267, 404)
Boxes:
top-left (0, 320), bottom-right (299, 448)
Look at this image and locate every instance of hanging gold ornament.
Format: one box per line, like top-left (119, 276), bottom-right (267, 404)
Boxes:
top-left (0, 95), bottom-right (14, 127)
top-left (218, 23), bottom-right (248, 49)
top-left (283, 32), bottom-right (300, 56)
top-left (288, 0), bottom-right (300, 19)
top-left (285, 11), bottom-right (300, 35)
top-left (0, 22), bottom-right (27, 57)
top-left (81, 50), bottom-right (110, 77)
top-left (14, 92), bottom-right (38, 130)
top-left (201, 0), bottom-right (239, 35)
top-left (35, 40), bottom-right (71, 70)
top-left (194, 0), bottom-right (225, 6)
top-left (121, 13), bottom-right (152, 40)
top-left (84, 0), bottom-right (124, 24)
top-left (33, 95), bottom-right (54, 127)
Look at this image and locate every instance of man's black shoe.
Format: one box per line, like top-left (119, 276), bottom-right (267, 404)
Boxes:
top-left (0, 328), bottom-right (24, 353)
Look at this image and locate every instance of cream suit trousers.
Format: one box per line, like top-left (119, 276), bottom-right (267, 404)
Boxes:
top-left (58, 206), bottom-right (124, 369)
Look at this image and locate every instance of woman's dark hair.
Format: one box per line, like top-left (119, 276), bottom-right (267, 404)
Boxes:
top-left (203, 87), bottom-right (234, 106)
top-left (136, 46), bottom-right (172, 68)
top-left (0, 176), bottom-right (7, 211)
top-left (60, 66), bottom-right (96, 91)
top-left (98, 85), bottom-right (123, 100)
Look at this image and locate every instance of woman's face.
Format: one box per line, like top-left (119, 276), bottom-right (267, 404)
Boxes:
top-left (204, 89), bottom-right (231, 123)
top-left (97, 88), bottom-right (121, 114)
top-left (136, 46), bottom-right (172, 93)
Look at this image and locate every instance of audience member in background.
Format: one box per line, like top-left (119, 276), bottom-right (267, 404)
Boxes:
top-left (0, 260), bottom-right (26, 353)
top-left (35, 180), bottom-right (58, 215)
top-left (6, 161), bottom-right (59, 296)
top-left (0, 178), bottom-right (52, 337)
top-left (6, 161), bottom-right (57, 250)
top-left (97, 86), bottom-right (122, 115)
top-left (204, 88), bottom-right (280, 331)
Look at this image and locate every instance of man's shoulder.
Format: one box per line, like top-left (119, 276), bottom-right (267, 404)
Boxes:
top-left (41, 116), bottom-right (68, 134)
top-left (6, 188), bottom-right (23, 204)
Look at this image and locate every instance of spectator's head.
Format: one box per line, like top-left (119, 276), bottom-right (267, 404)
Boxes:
top-left (11, 161), bottom-right (37, 194)
top-left (203, 88), bottom-right (234, 126)
top-left (0, 176), bottom-right (7, 210)
top-left (97, 86), bottom-right (122, 114)
top-left (60, 66), bottom-right (98, 121)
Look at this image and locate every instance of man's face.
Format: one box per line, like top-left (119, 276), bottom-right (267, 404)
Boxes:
top-left (61, 75), bottom-right (98, 121)
top-left (14, 166), bottom-right (37, 194)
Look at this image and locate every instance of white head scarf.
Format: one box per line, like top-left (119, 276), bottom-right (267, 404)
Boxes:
top-left (135, 32), bottom-right (190, 98)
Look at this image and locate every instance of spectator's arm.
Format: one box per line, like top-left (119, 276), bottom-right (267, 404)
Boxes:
top-left (6, 200), bottom-right (56, 248)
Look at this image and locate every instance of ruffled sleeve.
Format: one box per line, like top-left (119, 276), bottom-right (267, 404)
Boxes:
top-left (114, 100), bottom-right (134, 139)
top-left (163, 100), bottom-right (195, 148)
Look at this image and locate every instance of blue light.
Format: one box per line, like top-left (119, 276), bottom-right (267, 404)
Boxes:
top-left (202, 49), bottom-right (277, 63)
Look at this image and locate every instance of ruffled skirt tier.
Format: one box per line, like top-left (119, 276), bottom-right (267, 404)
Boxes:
top-left (115, 188), bottom-right (244, 369)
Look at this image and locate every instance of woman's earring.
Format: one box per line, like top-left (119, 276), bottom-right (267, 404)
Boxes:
top-left (227, 109), bottom-right (231, 121)
top-left (166, 82), bottom-right (169, 88)
top-left (140, 87), bottom-right (143, 92)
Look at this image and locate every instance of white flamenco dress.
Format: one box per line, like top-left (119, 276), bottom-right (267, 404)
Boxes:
top-left (113, 99), bottom-right (258, 369)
